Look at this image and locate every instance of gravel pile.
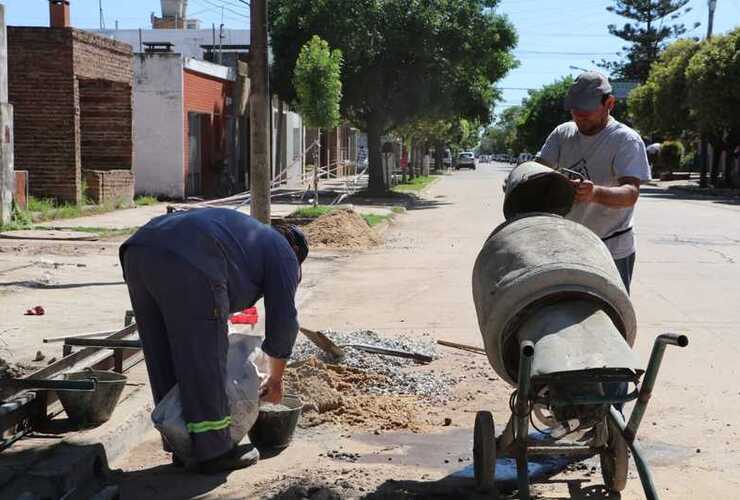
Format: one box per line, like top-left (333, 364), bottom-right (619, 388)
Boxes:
top-left (291, 330), bottom-right (456, 401)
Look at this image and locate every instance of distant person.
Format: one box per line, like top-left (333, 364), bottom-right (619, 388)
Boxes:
top-left (536, 71), bottom-right (651, 294)
top-left (120, 208), bottom-right (308, 473)
top-left (646, 142), bottom-right (661, 170)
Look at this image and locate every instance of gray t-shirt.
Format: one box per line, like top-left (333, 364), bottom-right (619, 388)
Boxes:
top-left (537, 117), bottom-right (651, 260)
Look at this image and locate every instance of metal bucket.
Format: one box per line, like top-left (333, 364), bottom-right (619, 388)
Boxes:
top-left (472, 214), bottom-right (636, 385)
top-left (247, 394), bottom-right (302, 450)
top-left (57, 370), bottom-right (127, 425)
top-left (503, 162), bottom-right (575, 219)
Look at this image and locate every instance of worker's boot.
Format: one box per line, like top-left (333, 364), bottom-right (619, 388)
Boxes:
top-left (192, 444), bottom-right (260, 474)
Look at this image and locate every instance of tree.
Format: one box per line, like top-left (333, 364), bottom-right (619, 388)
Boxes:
top-left (293, 35), bottom-right (343, 205)
top-left (685, 28), bottom-right (740, 185)
top-left (628, 38), bottom-right (699, 138)
top-left (514, 77), bottom-right (573, 154)
top-left (481, 105), bottom-right (525, 155)
top-left (479, 126), bottom-right (511, 154)
top-left (270, 0), bottom-right (517, 193)
top-left (293, 36), bottom-right (343, 131)
top-left (599, 0), bottom-right (699, 82)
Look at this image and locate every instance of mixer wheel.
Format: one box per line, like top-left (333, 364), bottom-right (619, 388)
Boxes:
top-left (474, 411), bottom-right (496, 492)
top-left (600, 417), bottom-right (628, 492)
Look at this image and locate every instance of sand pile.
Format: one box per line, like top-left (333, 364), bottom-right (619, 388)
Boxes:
top-left (303, 209), bottom-right (381, 249)
top-left (284, 357), bottom-right (427, 431)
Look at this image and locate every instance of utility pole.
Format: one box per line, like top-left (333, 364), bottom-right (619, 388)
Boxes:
top-left (99, 0), bottom-right (105, 30)
top-left (707, 0), bottom-right (717, 40)
top-left (249, 0), bottom-right (271, 223)
top-left (699, 0), bottom-right (717, 188)
top-left (0, 4), bottom-right (14, 226)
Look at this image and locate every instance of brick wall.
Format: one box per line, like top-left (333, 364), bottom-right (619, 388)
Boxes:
top-left (79, 79), bottom-right (133, 170)
top-left (183, 69), bottom-right (231, 197)
top-left (7, 27), bottom-right (79, 202)
top-left (8, 27), bottom-right (133, 204)
top-left (72, 29), bottom-right (133, 84)
top-left (83, 169), bottom-right (134, 205)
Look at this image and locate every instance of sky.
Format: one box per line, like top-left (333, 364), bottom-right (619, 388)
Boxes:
top-left (3, 0), bottom-right (740, 121)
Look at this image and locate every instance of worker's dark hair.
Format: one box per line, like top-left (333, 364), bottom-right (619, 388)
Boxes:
top-left (272, 222), bottom-right (309, 264)
top-left (601, 93), bottom-right (613, 104)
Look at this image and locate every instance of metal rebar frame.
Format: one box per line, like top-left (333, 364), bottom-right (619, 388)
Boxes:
top-left (0, 316), bottom-right (142, 451)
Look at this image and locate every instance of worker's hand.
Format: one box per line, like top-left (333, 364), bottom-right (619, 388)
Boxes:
top-left (259, 355), bottom-right (287, 403)
top-left (571, 179), bottom-right (596, 203)
top-left (259, 375), bottom-right (284, 404)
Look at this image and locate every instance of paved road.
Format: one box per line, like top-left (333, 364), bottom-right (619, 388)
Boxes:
top-left (113, 161), bottom-right (739, 498)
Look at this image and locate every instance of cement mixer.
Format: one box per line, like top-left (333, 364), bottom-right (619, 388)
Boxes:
top-left (470, 162), bottom-right (688, 499)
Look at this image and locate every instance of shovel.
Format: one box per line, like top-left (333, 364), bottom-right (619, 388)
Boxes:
top-left (299, 327), bottom-right (433, 363)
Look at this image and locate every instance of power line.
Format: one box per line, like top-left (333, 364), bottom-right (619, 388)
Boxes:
top-left (514, 50), bottom-right (619, 56)
top-left (191, 0), bottom-right (249, 19)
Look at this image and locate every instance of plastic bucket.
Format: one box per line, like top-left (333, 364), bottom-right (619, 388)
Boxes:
top-left (247, 394), bottom-right (302, 450)
top-left (57, 370), bottom-right (127, 425)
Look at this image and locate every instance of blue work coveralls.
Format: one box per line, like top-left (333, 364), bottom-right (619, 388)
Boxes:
top-left (120, 208), bottom-right (300, 461)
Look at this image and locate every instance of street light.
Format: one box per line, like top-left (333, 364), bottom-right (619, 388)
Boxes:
top-left (569, 65), bottom-right (590, 73)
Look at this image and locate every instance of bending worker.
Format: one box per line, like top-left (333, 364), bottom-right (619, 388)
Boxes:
top-left (119, 208), bottom-right (308, 473)
top-left (536, 71), bottom-right (651, 293)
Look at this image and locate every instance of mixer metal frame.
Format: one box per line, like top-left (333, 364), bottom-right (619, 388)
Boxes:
top-left (473, 333), bottom-right (688, 500)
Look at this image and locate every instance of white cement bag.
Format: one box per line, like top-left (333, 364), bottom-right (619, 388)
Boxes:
top-left (151, 334), bottom-right (266, 462)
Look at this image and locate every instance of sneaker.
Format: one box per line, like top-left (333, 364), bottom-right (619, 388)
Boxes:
top-left (193, 444), bottom-right (260, 474)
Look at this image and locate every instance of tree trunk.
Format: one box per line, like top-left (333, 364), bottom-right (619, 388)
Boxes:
top-left (367, 118), bottom-right (386, 194)
top-left (314, 127), bottom-right (320, 207)
top-left (723, 145), bottom-right (734, 187)
top-left (435, 141), bottom-right (443, 173)
top-left (710, 140), bottom-right (722, 187)
top-left (408, 141), bottom-right (416, 180)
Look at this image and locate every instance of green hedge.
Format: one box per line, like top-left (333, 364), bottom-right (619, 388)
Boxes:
top-left (658, 140), bottom-right (685, 174)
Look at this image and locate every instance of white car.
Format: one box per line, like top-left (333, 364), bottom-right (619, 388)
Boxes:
top-left (456, 151), bottom-right (477, 170)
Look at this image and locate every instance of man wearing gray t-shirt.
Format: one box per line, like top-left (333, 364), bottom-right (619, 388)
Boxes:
top-left (536, 72), bottom-right (651, 293)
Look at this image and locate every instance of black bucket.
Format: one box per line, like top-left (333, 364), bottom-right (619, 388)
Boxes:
top-left (247, 394), bottom-right (302, 450)
top-left (57, 370), bottom-right (127, 425)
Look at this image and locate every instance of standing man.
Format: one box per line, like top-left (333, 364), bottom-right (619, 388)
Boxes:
top-left (120, 208), bottom-right (308, 473)
top-left (536, 71), bottom-right (651, 293)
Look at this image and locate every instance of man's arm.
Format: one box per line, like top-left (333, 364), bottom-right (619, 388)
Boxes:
top-left (536, 126), bottom-right (562, 168)
top-left (259, 241), bottom-right (300, 404)
top-left (571, 176), bottom-right (641, 207)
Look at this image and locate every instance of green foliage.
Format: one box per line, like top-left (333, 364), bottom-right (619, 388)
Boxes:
top-left (480, 105), bottom-right (525, 155)
top-left (10, 195), bottom-right (131, 226)
top-left (134, 195), bottom-right (159, 207)
top-left (514, 76), bottom-right (573, 154)
top-left (599, 0), bottom-right (698, 81)
top-left (289, 206), bottom-right (336, 218)
top-left (685, 28), bottom-right (740, 145)
top-left (27, 197), bottom-right (57, 213)
top-left (270, 0), bottom-right (518, 193)
top-left (628, 38), bottom-right (699, 138)
top-left (657, 140), bottom-right (684, 173)
top-left (392, 175), bottom-right (437, 193)
top-left (293, 36), bottom-right (343, 130)
top-left (361, 213), bottom-right (392, 227)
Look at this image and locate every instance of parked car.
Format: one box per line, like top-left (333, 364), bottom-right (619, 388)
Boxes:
top-left (456, 151), bottom-right (476, 170)
top-left (517, 152), bottom-right (534, 164)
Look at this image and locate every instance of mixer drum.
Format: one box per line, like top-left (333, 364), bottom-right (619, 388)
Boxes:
top-left (472, 213), bottom-right (637, 385)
